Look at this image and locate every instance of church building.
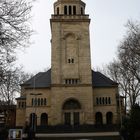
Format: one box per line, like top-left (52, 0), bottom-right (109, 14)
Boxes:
top-left (16, 0), bottom-right (121, 128)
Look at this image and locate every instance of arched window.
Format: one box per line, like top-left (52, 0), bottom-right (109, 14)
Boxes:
top-left (106, 112), bottom-right (113, 124)
top-left (40, 113), bottom-right (48, 126)
top-left (29, 113), bottom-right (37, 130)
top-left (73, 6), bottom-right (76, 15)
top-left (63, 99), bottom-right (81, 126)
top-left (95, 112), bottom-right (103, 125)
top-left (57, 7), bottom-right (59, 15)
top-left (64, 6), bottom-right (67, 15)
top-left (69, 6), bottom-right (72, 15)
top-left (63, 99), bottom-right (81, 110)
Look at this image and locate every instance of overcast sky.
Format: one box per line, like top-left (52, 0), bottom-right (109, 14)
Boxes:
top-left (17, 0), bottom-right (140, 73)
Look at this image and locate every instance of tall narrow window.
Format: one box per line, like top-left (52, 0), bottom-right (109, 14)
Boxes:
top-left (99, 97), bottom-right (102, 104)
top-left (73, 6), bottom-right (76, 15)
top-left (64, 6), bottom-right (67, 15)
top-left (102, 97), bottom-right (105, 104)
top-left (105, 97), bottom-right (108, 104)
top-left (69, 6), bottom-right (72, 15)
top-left (96, 98), bottom-right (99, 105)
top-left (71, 59), bottom-right (74, 63)
top-left (35, 98), bottom-right (37, 106)
top-left (108, 97), bottom-right (111, 104)
top-left (81, 7), bottom-right (83, 15)
top-left (32, 98), bottom-right (34, 106)
top-left (44, 98), bottom-right (47, 106)
top-left (57, 7), bottom-right (59, 15)
top-left (38, 98), bottom-right (40, 106)
top-left (41, 98), bottom-right (43, 106)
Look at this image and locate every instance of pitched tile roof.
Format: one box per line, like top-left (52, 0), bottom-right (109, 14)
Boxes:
top-left (21, 69), bottom-right (51, 88)
top-left (92, 71), bottom-right (118, 87)
top-left (21, 69), bottom-right (117, 88)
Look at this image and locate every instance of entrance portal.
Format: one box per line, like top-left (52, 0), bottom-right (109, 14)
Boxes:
top-left (63, 99), bottom-right (81, 126)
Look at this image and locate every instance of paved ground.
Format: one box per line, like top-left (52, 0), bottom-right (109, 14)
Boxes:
top-left (36, 132), bottom-right (120, 137)
top-left (33, 132), bottom-right (121, 140)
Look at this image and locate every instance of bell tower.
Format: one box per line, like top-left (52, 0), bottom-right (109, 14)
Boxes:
top-left (50, 0), bottom-right (92, 86)
top-left (50, 0), bottom-right (94, 125)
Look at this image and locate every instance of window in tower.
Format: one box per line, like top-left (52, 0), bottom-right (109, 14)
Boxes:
top-left (68, 58), bottom-right (74, 64)
top-left (64, 6), bottom-right (67, 15)
top-left (57, 7), bottom-right (59, 15)
top-left (73, 6), bottom-right (76, 15)
top-left (69, 6), bottom-right (72, 15)
top-left (65, 79), bottom-right (79, 85)
top-left (68, 59), bottom-right (71, 63)
top-left (71, 58), bottom-right (74, 63)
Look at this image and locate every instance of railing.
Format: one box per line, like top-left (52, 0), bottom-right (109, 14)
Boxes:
top-left (35, 124), bottom-right (120, 133)
top-left (51, 14), bottom-right (89, 20)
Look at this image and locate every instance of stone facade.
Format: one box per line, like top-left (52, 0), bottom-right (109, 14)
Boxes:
top-left (16, 0), bottom-right (122, 128)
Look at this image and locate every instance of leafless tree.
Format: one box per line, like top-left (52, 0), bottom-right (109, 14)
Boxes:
top-left (0, 0), bottom-right (32, 83)
top-left (0, 67), bottom-right (32, 127)
top-left (119, 20), bottom-right (140, 83)
top-left (104, 60), bottom-right (140, 112)
top-left (101, 20), bottom-right (140, 110)
top-left (0, 67), bottom-right (31, 105)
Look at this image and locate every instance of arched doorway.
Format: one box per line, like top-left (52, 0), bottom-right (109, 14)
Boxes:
top-left (62, 99), bottom-right (81, 126)
top-left (40, 113), bottom-right (48, 126)
top-left (29, 113), bottom-right (37, 130)
top-left (106, 112), bottom-right (113, 124)
top-left (95, 112), bottom-right (103, 125)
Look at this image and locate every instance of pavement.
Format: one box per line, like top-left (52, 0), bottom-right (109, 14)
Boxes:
top-left (35, 132), bottom-right (120, 138)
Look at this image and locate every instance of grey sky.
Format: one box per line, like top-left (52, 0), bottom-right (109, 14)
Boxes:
top-left (17, 0), bottom-right (140, 73)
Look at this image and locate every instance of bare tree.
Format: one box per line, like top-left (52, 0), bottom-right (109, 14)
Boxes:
top-left (104, 60), bottom-right (140, 111)
top-left (0, 67), bottom-right (31, 105)
top-left (100, 20), bottom-right (140, 110)
top-left (119, 20), bottom-right (140, 83)
top-left (0, 0), bottom-right (32, 83)
top-left (0, 67), bottom-right (32, 127)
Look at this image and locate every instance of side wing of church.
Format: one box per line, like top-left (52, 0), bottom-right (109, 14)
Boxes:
top-left (16, 0), bottom-right (122, 128)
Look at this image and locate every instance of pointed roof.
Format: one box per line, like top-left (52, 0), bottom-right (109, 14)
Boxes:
top-left (21, 69), bottom-right (117, 89)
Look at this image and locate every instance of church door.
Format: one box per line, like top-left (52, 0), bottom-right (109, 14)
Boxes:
top-left (73, 112), bottom-right (80, 125)
top-left (64, 112), bottom-right (71, 125)
top-left (64, 112), bottom-right (80, 126)
top-left (63, 99), bottom-right (81, 126)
